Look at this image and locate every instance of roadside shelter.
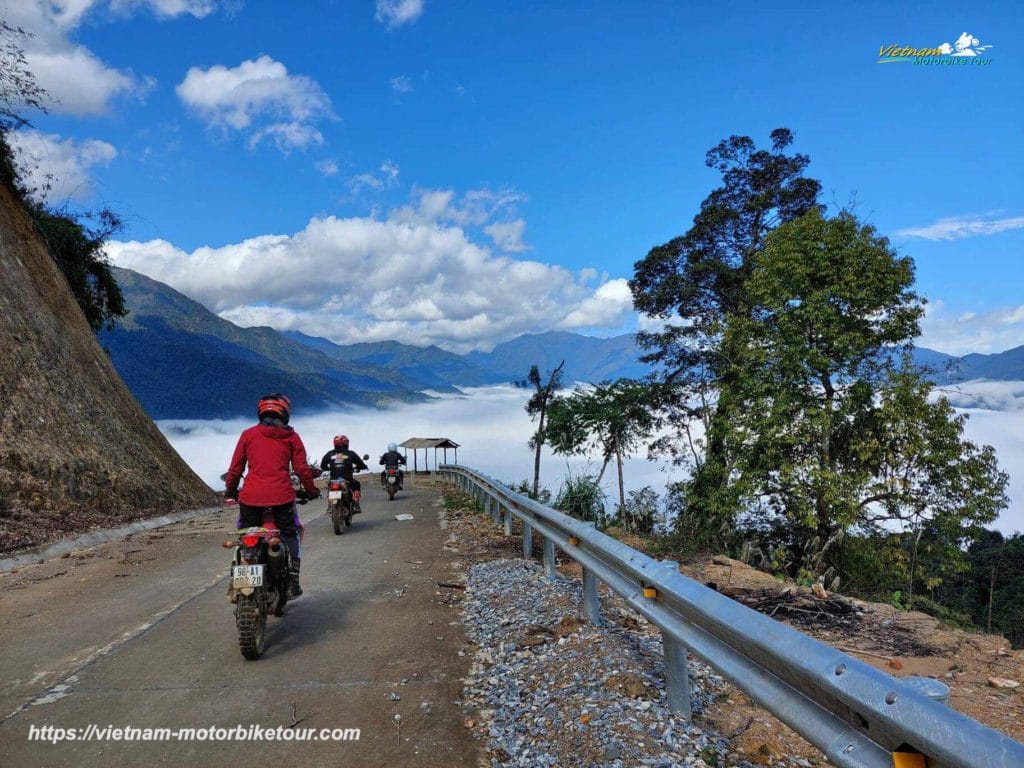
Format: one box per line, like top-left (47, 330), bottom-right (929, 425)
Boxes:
top-left (399, 438), bottom-right (460, 474)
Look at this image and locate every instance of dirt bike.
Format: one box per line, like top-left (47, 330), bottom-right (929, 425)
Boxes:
top-left (381, 466), bottom-right (403, 500)
top-left (327, 478), bottom-right (354, 535)
top-left (223, 489), bottom-right (312, 660)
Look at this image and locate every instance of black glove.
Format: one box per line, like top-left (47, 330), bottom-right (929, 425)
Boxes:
top-left (224, 488), bottom-right (239, 502)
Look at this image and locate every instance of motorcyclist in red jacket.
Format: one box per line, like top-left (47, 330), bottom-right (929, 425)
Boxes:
top-left (224, 394), bottom-right (320, 599)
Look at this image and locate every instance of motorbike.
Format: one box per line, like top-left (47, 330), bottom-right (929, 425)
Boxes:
top-left (223, 489), bottom-right (313, 660)
top-left (326, 454), bottom-right (370, 535)
top-left (327, 478), bottom-right (354, 535)
top-left (381, 466), bottom-right (403, 500)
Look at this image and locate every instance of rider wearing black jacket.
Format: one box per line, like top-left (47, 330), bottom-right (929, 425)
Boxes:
top-left (379, 443), bottom-right (406, 489)
top-left (320, 435), bottom-right (368, 511)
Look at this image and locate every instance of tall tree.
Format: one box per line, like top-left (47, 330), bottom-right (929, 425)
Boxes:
top-left (546, 379), bottom-right (658, 518)
top-left (722, 209), bottom-right (1007, 575)
top-left (630, 129), bottom-right (821, 529)
top-left (525, 361), bottom-right (564, 499)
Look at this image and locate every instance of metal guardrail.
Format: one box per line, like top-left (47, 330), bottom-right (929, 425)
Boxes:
top-left (439, 464), bottom-right (1024, 768)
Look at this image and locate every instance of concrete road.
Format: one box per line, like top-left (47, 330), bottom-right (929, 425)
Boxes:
top-left (0, 477), bottom-right (478, 767)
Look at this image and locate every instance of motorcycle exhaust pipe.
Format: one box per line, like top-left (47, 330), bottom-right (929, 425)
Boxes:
top-left (267, 540), bottom-right (286, 579)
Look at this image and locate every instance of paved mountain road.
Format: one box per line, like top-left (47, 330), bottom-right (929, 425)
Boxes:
top-left (0, 478), bottom-right (478, 767)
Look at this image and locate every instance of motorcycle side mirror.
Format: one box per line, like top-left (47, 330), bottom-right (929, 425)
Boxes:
top-left (363, 454), bottom-right (370, 460)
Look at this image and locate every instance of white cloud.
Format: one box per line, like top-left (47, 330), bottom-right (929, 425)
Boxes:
top-left (390, 74), bottom-right (414, 95)
top-left (484, 219), bottom-right (527, 252)
top-left (919, 299), bottom-right (1024, 355)
top-left (8, 128), bottom-right (117, 202)
top-left (558, 278), bottom-right (634, 329)
top-left (106, 193), bottom-right (634, 353)
top-left (315, 159), bottom-right (339, 176)
top-left (108, 0), bottom-right (223, 18)
top-left (896, 213), bottom-right (1024, 241)
top-left (390, 186), bottom-right (527, 229)
top-left (348, 160), bottom-right (400, 193)
top-left (375, 0), bottom-right (424, 29)
top-left (8, 1), bottom-right (222, 116)
top-left (176, 55), bottom-right (333, 151)
top-left (247, 121), bottom-right (323, 152)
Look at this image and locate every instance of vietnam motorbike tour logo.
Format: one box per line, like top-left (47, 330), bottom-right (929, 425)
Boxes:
top-left (878, 32), bottom-right (993, 65)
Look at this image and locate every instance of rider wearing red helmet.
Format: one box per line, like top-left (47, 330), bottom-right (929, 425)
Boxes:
top-left (320, 434), bottom-right (368, 512)
top-left (224, 394), bottom-right (319, 598)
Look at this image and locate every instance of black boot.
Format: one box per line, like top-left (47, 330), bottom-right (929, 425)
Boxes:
top-left (288, 558), bottom-right (303, 599)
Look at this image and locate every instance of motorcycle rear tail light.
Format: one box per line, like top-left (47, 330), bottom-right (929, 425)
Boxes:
top-left (330, 483), bottom-right (341, 490)
top-left (241, 534), bottom-right (261, 547)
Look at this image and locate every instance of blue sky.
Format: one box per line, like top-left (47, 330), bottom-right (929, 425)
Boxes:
top-left (9, 0), bottom-right (1024, 353)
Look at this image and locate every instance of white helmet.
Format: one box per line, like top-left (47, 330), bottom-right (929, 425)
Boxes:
top-left (388, 442), bottom-right (398, 452)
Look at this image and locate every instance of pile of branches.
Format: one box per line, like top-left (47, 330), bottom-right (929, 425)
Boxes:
top-left (728, 587), bottom-right (862, 631)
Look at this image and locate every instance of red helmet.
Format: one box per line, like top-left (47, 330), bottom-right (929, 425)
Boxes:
top-left (333, 434), bottom-right (349, 448)
top-left (257, 393), bottom-right (292, 424)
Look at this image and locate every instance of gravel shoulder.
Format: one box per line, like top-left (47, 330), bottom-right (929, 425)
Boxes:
top-left (439, 481), bottom-right (812, 768)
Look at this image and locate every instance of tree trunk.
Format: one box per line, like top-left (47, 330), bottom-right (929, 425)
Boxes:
top-left (532, 410), bottom-right (545, 499)
top-left (595, 454), bottom-right (611, 485)
top-left (988, 564), bottom-right (996, 633)
top-left (615, 438), bottom-right (625, 515)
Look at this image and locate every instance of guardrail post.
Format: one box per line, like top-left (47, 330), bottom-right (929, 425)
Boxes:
top-left (576, 522), bottom-right (602, 625)
top-left (543, 537), bottom-right (557, 580)
top-left (663, 633), bottom-right (692, 721)
top-left (582, 567), bottom-right (602, 626)
top-left (659, 560), bottom-right (691, 721)
top-left (503, 504), bottom-right (513, 536)
top-left (523, 521), bottom-right (533, 557)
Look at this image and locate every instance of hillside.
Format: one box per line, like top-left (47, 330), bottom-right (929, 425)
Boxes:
top-left (101, 268), bottom-right (427, 419)
top-left (0, 184), bottom-right (216, 554)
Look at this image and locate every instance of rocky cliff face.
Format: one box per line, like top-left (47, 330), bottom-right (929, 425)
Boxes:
top-left (0, 184), bottom-right (215, 553)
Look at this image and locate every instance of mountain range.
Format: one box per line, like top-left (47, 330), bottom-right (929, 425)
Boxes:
top-left (102, 268), bottom-right (1024, 420)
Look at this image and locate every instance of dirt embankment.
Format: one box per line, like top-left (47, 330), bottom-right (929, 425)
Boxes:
top-left (0, 183), bottom-right (215, 554)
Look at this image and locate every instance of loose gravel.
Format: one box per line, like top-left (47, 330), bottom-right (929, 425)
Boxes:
top-left (460, 558), bottom-right (808, 768)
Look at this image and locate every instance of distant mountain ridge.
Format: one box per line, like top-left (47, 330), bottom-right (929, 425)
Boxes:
top-left (904, 346), bottom-right (1024, 383)
top-left (104, 269), bottom-right (1024, 419)
top-left (283, 332), bottom-right (503, 389)
top-left (101, 269), bottom-right (428, 419)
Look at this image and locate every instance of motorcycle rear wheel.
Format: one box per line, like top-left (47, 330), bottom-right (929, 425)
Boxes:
top-left (332, 505), bottom-right (343, 535)
top-left (236, 594), bottom-right (266, 660)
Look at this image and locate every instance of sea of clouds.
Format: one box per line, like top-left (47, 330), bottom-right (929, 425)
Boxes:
top-left (159, 381), bottom-right (1024, 535)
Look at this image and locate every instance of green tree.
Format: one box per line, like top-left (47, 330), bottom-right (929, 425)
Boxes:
top-left (722, 209), bottom-right (1007, 576)
top-left (630, 129), bottom-right (821, 532)
top-left (948, 531), bottom-right (1024, 646)
top-left (545, 379), bottom-right (658, 515)
top-left (525, 361), bottom-right (564, 499)
top-left (30, 206), bottom-right (127, 331)
top-left (0, 22), bottom-right (126, 333)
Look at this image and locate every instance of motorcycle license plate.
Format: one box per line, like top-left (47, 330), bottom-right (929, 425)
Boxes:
top-left (328, 491), bottom-right (342, 500)
top-left (232, 564), bottom-right (264, 588)
top-left (387, 476), bottom-right (396, 484)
